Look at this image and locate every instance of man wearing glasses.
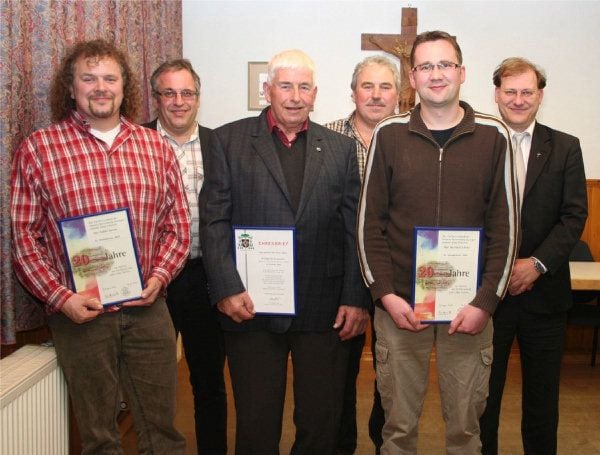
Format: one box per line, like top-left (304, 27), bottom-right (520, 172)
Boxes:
top-left (357, 31), bottom-right (518, 453)
top-left (144, 59), bottom-right (227, 454)
top-left (479, 57), bottom-right (588, 455)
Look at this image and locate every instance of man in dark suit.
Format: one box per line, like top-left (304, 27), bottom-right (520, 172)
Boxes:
top-left (480, 57), bottom-right (588, 455)
top-left (199, 49), bottom-right (370, 454)
top-left (144, 59), bottom-right (227, 455)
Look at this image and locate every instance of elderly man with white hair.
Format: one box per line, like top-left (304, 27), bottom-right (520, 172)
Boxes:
top-left (200, 49), bottom-right (370, 454)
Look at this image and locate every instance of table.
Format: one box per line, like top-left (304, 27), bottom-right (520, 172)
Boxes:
top-left (570, 261), bottom-right (600, 291)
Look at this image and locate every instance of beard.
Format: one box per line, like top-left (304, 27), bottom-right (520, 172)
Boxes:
top-left (88, 95), bottom-right (117, 119)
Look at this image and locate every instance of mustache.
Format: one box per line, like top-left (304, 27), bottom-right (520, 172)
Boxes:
top-left (90, 91), bottom-right (114, 98)
top-left (366, 102), bottom-right (387, 107)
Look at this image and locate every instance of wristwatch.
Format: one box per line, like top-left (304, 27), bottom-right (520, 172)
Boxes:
top-left (530, 256), bottom-right (547, 274)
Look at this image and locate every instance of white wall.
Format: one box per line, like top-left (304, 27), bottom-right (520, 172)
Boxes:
top-left (183, 0), bottom-right (600, 178)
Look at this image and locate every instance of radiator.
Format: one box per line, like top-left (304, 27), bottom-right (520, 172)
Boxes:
top-left (0, 345), bottom-right (69, 454)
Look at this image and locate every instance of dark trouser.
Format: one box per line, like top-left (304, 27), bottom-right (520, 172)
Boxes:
top-left (336, 333), bottom-right (365, 454)
top-left (48, 298), bottom-right (185, 454)
top-left (225, 330), bottom-right (350, 455)
top-left (167, 258), bottom-right (227, 455)
top-left (368, 322), bottom-right (385, 453)
top-left (480, 299), bottom-right (567, 455)
top-left (335, 324), bottom-right (385, 455)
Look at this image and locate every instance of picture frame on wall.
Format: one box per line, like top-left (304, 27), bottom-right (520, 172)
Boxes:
top-left (248, 61), bottom-right (269, 111)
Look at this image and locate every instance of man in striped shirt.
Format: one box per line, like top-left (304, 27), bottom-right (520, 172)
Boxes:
top-left (11, 40), bottom-right (190, 453)
top-left (144, 59), bottom-right (227, 455)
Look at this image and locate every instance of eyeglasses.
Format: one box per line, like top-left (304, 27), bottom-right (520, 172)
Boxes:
top-left (154, 89), bottom-right (198, 99)
top-left (501, 89), bottom-right (538, 100)
top-left (412, 61), bottom-right (461, 73)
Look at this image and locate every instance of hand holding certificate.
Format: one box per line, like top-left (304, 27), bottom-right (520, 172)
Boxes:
top-left (412, 227), bottom-right (482, 323)
top-left (58, 209), bottom-right (143, 307)
top-left (234, 227), bottom-right (296, 315)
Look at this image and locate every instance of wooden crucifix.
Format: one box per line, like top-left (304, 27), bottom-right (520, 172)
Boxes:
top-left (361, 7), bottom-right (417, 113)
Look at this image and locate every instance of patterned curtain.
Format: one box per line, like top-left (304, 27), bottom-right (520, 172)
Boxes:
top-left (0, 0), bottom-right (183, 344)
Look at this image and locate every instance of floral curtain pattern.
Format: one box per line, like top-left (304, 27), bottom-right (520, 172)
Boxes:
top-left (0, 0), bottom-right (182, 344)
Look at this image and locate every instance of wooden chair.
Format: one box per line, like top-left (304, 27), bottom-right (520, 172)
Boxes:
top-left (568, 240), bottom-right (600, 366)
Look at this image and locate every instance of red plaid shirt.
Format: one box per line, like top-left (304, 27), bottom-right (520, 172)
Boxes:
top-left (11, 111), bottom-right (191, 313)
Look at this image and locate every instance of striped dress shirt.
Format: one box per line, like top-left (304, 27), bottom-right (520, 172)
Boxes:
top-left (156, 120), bottom-right (203, 259)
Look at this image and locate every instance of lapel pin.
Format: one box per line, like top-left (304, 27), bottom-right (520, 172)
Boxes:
top-left (316, 147), bottom-right (322, 152)
top-left (536, 152), bottom-right (542, 158)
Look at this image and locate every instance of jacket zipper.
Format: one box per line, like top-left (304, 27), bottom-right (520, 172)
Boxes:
top-left (433, 129), bottom-right (471, 226)
top-left (415, 129), bottom-right (470, 227)
top-left (436, 147), bottom-right (443, 225)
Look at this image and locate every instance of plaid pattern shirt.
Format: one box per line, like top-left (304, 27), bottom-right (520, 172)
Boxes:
top-left (324, 111), bottom-right (368, 181)
top-left (11, 111), bottom-right (191, 313)
top-left (156, 120), bottom-right (203, 259)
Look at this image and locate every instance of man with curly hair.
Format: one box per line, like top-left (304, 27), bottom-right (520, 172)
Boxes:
top-left (11, 39), bottom-right (190, 453)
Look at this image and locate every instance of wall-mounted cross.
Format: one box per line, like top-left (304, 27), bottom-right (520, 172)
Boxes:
top-left (361, 7), bottom-right (418, 112)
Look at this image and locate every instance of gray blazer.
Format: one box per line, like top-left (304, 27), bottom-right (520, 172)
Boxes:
top-left (199, 109), bottom-right (369, 333)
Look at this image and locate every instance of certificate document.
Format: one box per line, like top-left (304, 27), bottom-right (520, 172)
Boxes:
top-left (58, 208), bottom-right (143, 307)
top-left (234, 226), bottom-right (296, 315)
top-left (412, 227), bottom-right (482, 323)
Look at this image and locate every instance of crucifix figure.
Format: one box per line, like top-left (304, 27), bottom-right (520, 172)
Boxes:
top-left (361, 7), bottom-right (417, 113)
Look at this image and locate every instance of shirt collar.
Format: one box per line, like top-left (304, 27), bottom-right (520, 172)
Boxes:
top-left (346, 111), bottom-right (370, 149)
top-left (266, 107), bottom-right (309, 148)
top-left (347, 111), bottom-right (361, 135)
top-left (346, 111), bottom-right (357, 129)
top-left (156, 119), bottom-right (199, 144)
top-left (509, 120), bottom-right (536, 138)
top-left (69, 110), bottom-right (131, 134)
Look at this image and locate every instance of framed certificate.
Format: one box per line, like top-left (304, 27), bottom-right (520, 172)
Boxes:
top-left (58, 208), bottom-right (143, 307)
top-left (412, 227), bottom-right (482, 323)
top-left (233, 226), bottom-right (296, 315)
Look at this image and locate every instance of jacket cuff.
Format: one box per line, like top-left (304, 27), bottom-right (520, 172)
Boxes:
top-left (469, 287), bottom-right (501, 315)
top-left (368, 280), bottom-right (395, 303)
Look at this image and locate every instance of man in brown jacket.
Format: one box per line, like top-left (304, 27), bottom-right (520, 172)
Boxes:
top-left (357, 31), bottom-right (518, 454)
